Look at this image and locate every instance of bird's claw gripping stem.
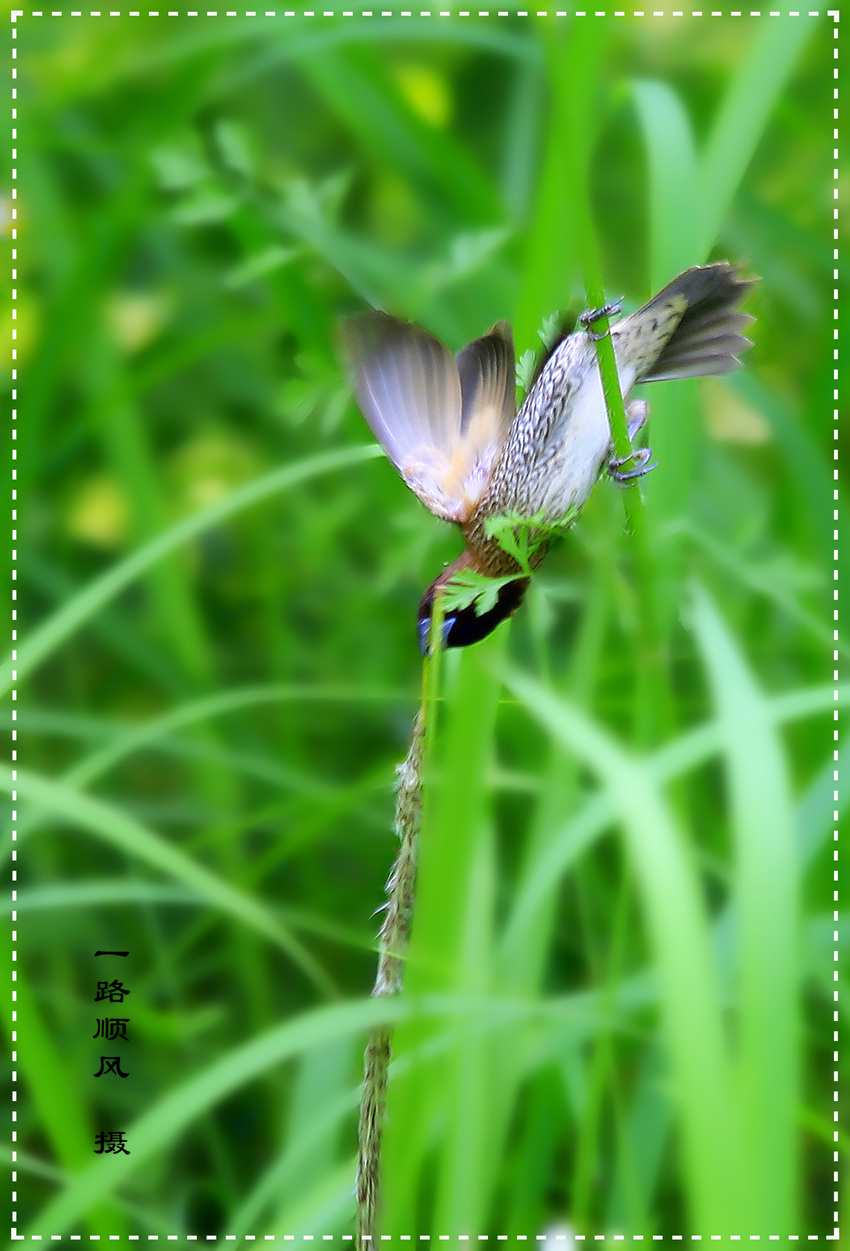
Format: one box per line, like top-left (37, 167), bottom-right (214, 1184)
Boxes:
top-left (608, 445), bottom-right (657, 483)
top-left (580, 299), bottom-right (623, 340)
top-left (607, 399), bottom-right (655, 482)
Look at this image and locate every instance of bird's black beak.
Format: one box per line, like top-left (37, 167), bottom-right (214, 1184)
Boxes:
top-left (417, 612), bottom-right (456, 655)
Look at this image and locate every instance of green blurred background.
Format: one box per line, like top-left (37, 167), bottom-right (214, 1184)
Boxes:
top-left (7, 9), bottom-right (844, 1242)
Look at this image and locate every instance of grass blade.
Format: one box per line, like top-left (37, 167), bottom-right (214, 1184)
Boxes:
top-left (696, 18), bottom-right (811, 257)
top-left (500, 665), bottom-right (744, 1231)
top-left (3, 446), bottom-right (381, 697)
top-left (689, 584), bottom-right (800, 1234)
top-left (5, 766), bottom-right (336, 997)
top-left (631, 78), bottom-right (699, 283)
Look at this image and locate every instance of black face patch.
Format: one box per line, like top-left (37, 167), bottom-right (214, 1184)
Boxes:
top-left (417, 577), bottom-right (530, 653)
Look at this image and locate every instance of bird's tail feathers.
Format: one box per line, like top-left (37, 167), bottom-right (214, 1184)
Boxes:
top-left (638, 262), bottom-right (756, 383)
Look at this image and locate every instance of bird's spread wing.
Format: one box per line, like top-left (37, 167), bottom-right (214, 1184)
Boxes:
top-left (341, 312), bottom-right (515, 524)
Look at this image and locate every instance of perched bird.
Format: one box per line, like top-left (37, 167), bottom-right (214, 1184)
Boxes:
top-left (341, 262), bottom-right (755, 652)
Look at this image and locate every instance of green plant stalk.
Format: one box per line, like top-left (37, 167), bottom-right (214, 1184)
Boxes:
top-left (379, 622), bottom-right (504, 1233)
top-left (551, 43), bottom-right (646, 535)
top-left (355, 594), bottom-right (446, 1243)
top-left (588, 315), bottom-right (645, 521)
top-left (538, 26), bottom-right (632, 467)
top-left (545, 19), bottom-right (668, 744)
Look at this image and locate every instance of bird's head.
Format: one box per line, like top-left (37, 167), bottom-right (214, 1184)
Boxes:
top-left (417, 558), bottom-right (529, 653)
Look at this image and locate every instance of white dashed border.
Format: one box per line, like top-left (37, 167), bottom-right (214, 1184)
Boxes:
top-left (832, 9), bottom-right (841, 1249)
top-left (5, 8), bottom-right (843, 14)
top-left (8, 6), bottom-right (840, 1243)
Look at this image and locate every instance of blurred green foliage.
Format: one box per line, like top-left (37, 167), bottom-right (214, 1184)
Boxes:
top-left (6, 9), bottom-right (844, 1243)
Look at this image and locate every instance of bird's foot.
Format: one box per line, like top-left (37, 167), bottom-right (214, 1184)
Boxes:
top-left (580, 299), bottom-right (623, 340)
top-left (608, 445), bottom-right (657, 483)
top-left (608, 400), bottom-right (655, 483)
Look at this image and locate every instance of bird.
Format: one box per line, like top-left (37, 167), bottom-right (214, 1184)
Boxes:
top-left (341, 262), bottom-right (756, 652)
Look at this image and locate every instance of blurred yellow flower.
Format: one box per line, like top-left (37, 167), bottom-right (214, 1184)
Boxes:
top-left (105, 291), bottom-right (172, 354)
top-left (393, 64), bottom-right (452, 128)
top-left (167, 432), bottom-right (260, 514)
top-left (66, 475), bottom-right (129, 549)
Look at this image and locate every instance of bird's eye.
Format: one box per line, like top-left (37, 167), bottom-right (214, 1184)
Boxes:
top-left (417, 578), bottom-right (530, 653)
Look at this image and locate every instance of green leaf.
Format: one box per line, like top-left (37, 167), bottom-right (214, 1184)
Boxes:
top-left (689, 585), bottom-right (800, 1233)
top-left (441, 569), bottom-right (508, 617)
top-left (483, 507), bottom-right (580, 572)
top-left (516, 347), bottom-right (537, 395)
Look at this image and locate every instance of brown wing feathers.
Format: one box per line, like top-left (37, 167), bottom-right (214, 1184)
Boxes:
top-left (340, 313), bottom-right (515, 524)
